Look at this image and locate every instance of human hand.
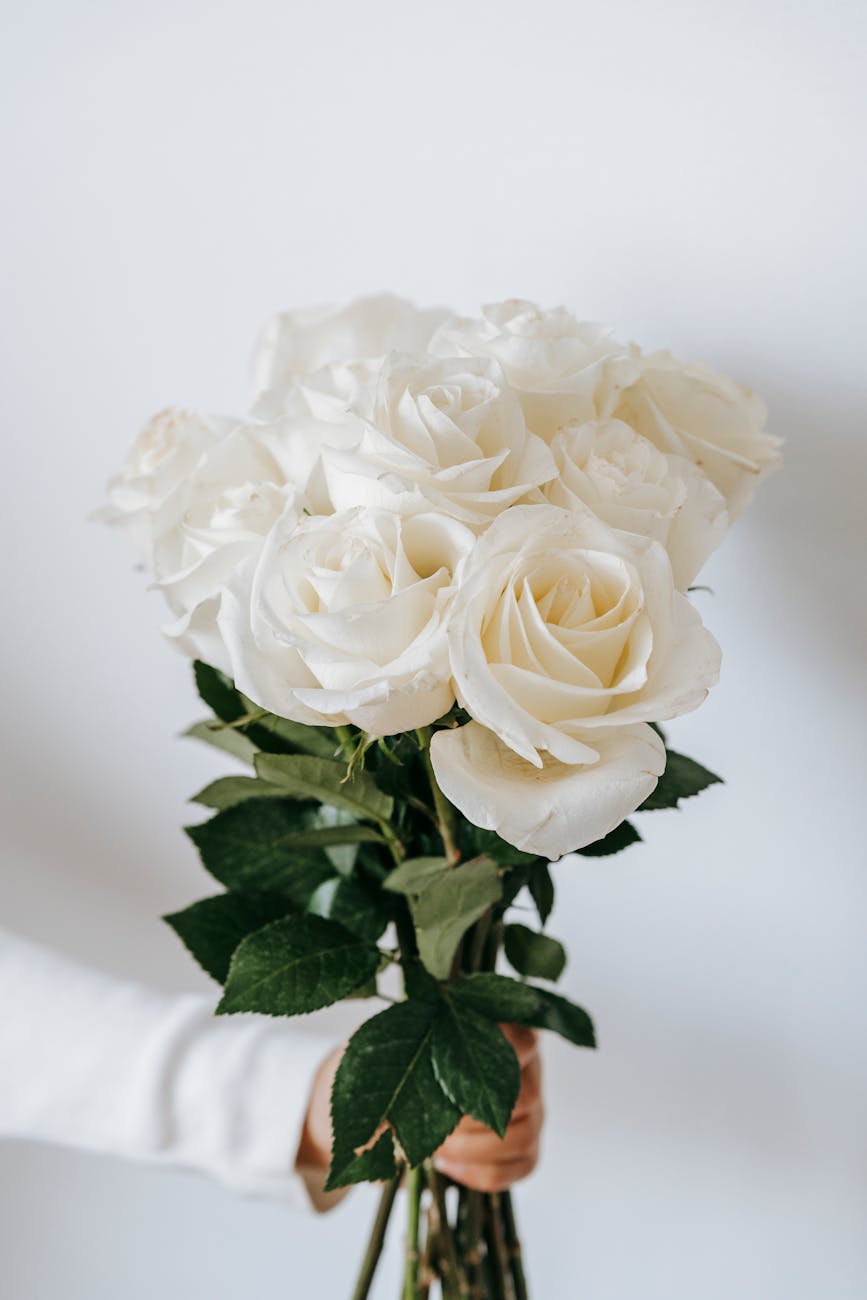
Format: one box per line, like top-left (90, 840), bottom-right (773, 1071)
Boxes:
top-left (296, 1023), bottom-right (543, 1207)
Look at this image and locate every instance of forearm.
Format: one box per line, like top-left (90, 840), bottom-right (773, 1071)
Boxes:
top-left (0, 927), bottom-right (334, 1204)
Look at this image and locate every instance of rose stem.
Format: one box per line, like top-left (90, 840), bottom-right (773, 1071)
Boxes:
top-left (500, 1191), bottom-right (529, 1300)
top-left (415, 727), bottom-right (461, 866)
top-left (350, 1174), bottom-right (401, 1300)
top-left (484, 1194), bottom-right (515, 1300)
top-left (425, 1165), bottom-right (469, 1299)
top-left (402, 1165), bottom-right (424, 1300)
top-left (458, 1187), bottom-right (486, 1299)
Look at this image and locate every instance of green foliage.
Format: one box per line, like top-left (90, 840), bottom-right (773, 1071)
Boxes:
top-left (431, 998), bottom-right (520, 1136)
top-left (639, 749), bottom-right (723, 811)
top-left (193, 661), bottom-right (246, 726)
top-left (184, 720), bottom-right (259, 766)
top-left (192, 661), bottom-right (336, 758)
top-left (451, 974), bottom-right (596, 1050)
top-left (190, 776), bottom-right (292, 809)
top-left (172, 665), bottom-right (718, 1201)
top-left (163, 890), bottom-right (294, 984)
top-left (521, 987), bottom-right (596, 1048)
top-left (504, 923), bottom-right (567, 982)
top-left (527, 861), bottom-right (555, 924)
top-left (410, 857), bottom-right (502, 980)
top-left (307, 876), bottom-right (391, 942)
top-left (578, 820), bottom-right (641, 857)
top-left (449, 972), bottom-right (543, 1022)
top-left (255, 753), bottom-right (394, 826)
top-left (217, 914), bottom-right (380, 1016)
top-left (327, 1128), bottom-right (398, 1187)
top-left (383, 857), bottom-right (449, 897)
top-left (327, 999), bottom-right (461, 1189)
top-left (186, 800), bottom-right (333, 904)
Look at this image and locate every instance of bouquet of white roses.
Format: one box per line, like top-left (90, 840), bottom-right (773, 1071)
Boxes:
top-left (100, 296), bottom-right (779, 1297)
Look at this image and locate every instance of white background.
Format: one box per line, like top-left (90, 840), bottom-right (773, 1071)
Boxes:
top-left (1, 1), bottom-right (866, 1296)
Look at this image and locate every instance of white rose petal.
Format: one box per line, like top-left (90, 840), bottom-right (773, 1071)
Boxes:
top-left (95, 408), bottom-right (227, 565)
top-left (144, 425), bottom-right (303, 664)
top-left (218, 503), bottom-right (475, 734)
top-left (430, 299), bottom-right (637, 441)
top-left (252, 293), bottom-right (450, 400)
top-left (430, 720), bottom-right (665, 860)
top-left (608, 349), bottom-right (782, 518)
top-left (322, 353), bottom-right (556, 526)
top-left (541, 418), bottom-right (728, 588)
top-left (446, 504), bottom-right (721, 769)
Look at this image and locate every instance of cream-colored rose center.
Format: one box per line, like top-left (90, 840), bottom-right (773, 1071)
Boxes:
top-left (481, 549), bottom-right (648, 721)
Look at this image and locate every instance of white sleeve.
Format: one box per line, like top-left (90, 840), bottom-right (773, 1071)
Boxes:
top-left (0, 926), bottom-right (336, 1204)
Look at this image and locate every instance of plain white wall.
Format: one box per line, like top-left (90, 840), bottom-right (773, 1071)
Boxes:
top-left (1, 0), bottom-right (865, 1296)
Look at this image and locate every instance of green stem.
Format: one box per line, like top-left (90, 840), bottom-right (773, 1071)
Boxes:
top-left (500, 1192), bottom-right (529, 1300)
top-left (335, 724), bottom-right (355, 758)
top-left (484, 1194), bottom-right (514, 1300)
top-left (459, 1188), bottom-right (486, 1299)
top-left (403, 1165), bottom-right (424, 1300)
top-left (415, 728), bottom-right (461, 866)
top-left (426, 1166), bottom-right (469, 1299)
top-left (350, 1175), bottom-right (400, 1300)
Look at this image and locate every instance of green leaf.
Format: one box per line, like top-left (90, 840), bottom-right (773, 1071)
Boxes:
top-left (192, 661), bottom-right (338, 758)
top-left (193, 661), bottom-right (245, 724)
top-left (163, 890), bottom-right (294, 984)
top-left (411, 857), bottom-right (502, 980)
top-left (186, 800), bottom-right (333, 903)
top-left (522, 988), bottom-right (596, 1049)
top-left (449, 972), bottom-right (544, 1023)
top-left (468, 829), bottom-right (540, 869)
top-left (326, 1128), bottom-right (397, 1188)
top-left (327, 999), bottom-right (460, 1189)
top-left (244, 709), bottom-right (337, 760)
top-left (217, 914), bottom-right (380, 1016)
top-left (383, 857), bottom-right (449, 897)
top-left (504, 924), bottom-right (566, 982)
top-left (312, 806), bottom-right (369, 876)
top-left (191, 776), bottom-right (292, 810)
top-left (275, 824), bottom-right (385, 852)
top-left (184, 720), bottom-right (259, 766)
top-left (638, 749), bottom-right (723, 811)
top-left (527, 862), bottom-right (555, 924)
top-left (307, 877), bottom-right (390, 942)
top-left (578, 820), bottom-right (641, 857)
top-left (450, 975), bottom-right (596, 1050)
top-left (255, 753), bottom-right (394, 826)
top-left (431, 1000), bottom-right (520, 1137)
top-left (401, 959), bottom-right (441, 1002)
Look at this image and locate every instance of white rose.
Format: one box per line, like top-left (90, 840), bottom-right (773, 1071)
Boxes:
top-left (540, 418), bottom-right (728, 589)
top-left (430, 299), bottom-right (637, 441)
top-left (218, 503), bottom-right (475, 734)
top-left (321, 354), bottom-right (556, 526)
top-left (608, 349), bottom-right (782, 518)
top-left (251, 293), bottom-right (450, 401)
top-left (430, 504), bottom-right (721, 858)
top-left (147, 425), bottom-right (300, 670)
top-left (96, 408), bottom-right (226, 565)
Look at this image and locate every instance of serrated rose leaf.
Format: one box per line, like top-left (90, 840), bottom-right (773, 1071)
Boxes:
top-left (217, 914), bottom-right (380, 1016)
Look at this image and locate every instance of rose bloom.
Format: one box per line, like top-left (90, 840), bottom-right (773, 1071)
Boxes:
top-left (431, 504), bottom-right (721, 858)
top-left (430, 298), bottom-right (637, 442)
top-left (607, 349), bottom-right (782, 518)
top-left (218, 502), bottom-right (475, 734)
top-left (321, 353), bottom-right (556, 526)
top-left (251, 293), bottom-right (449, 403)
top-left (95, 408), bottom-right (228, 567)
top-left (539, 418), bottom-right (728, 589)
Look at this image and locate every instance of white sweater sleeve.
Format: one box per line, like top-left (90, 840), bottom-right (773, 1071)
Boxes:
top-left (0, 927), bottom-right (336, 1204)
